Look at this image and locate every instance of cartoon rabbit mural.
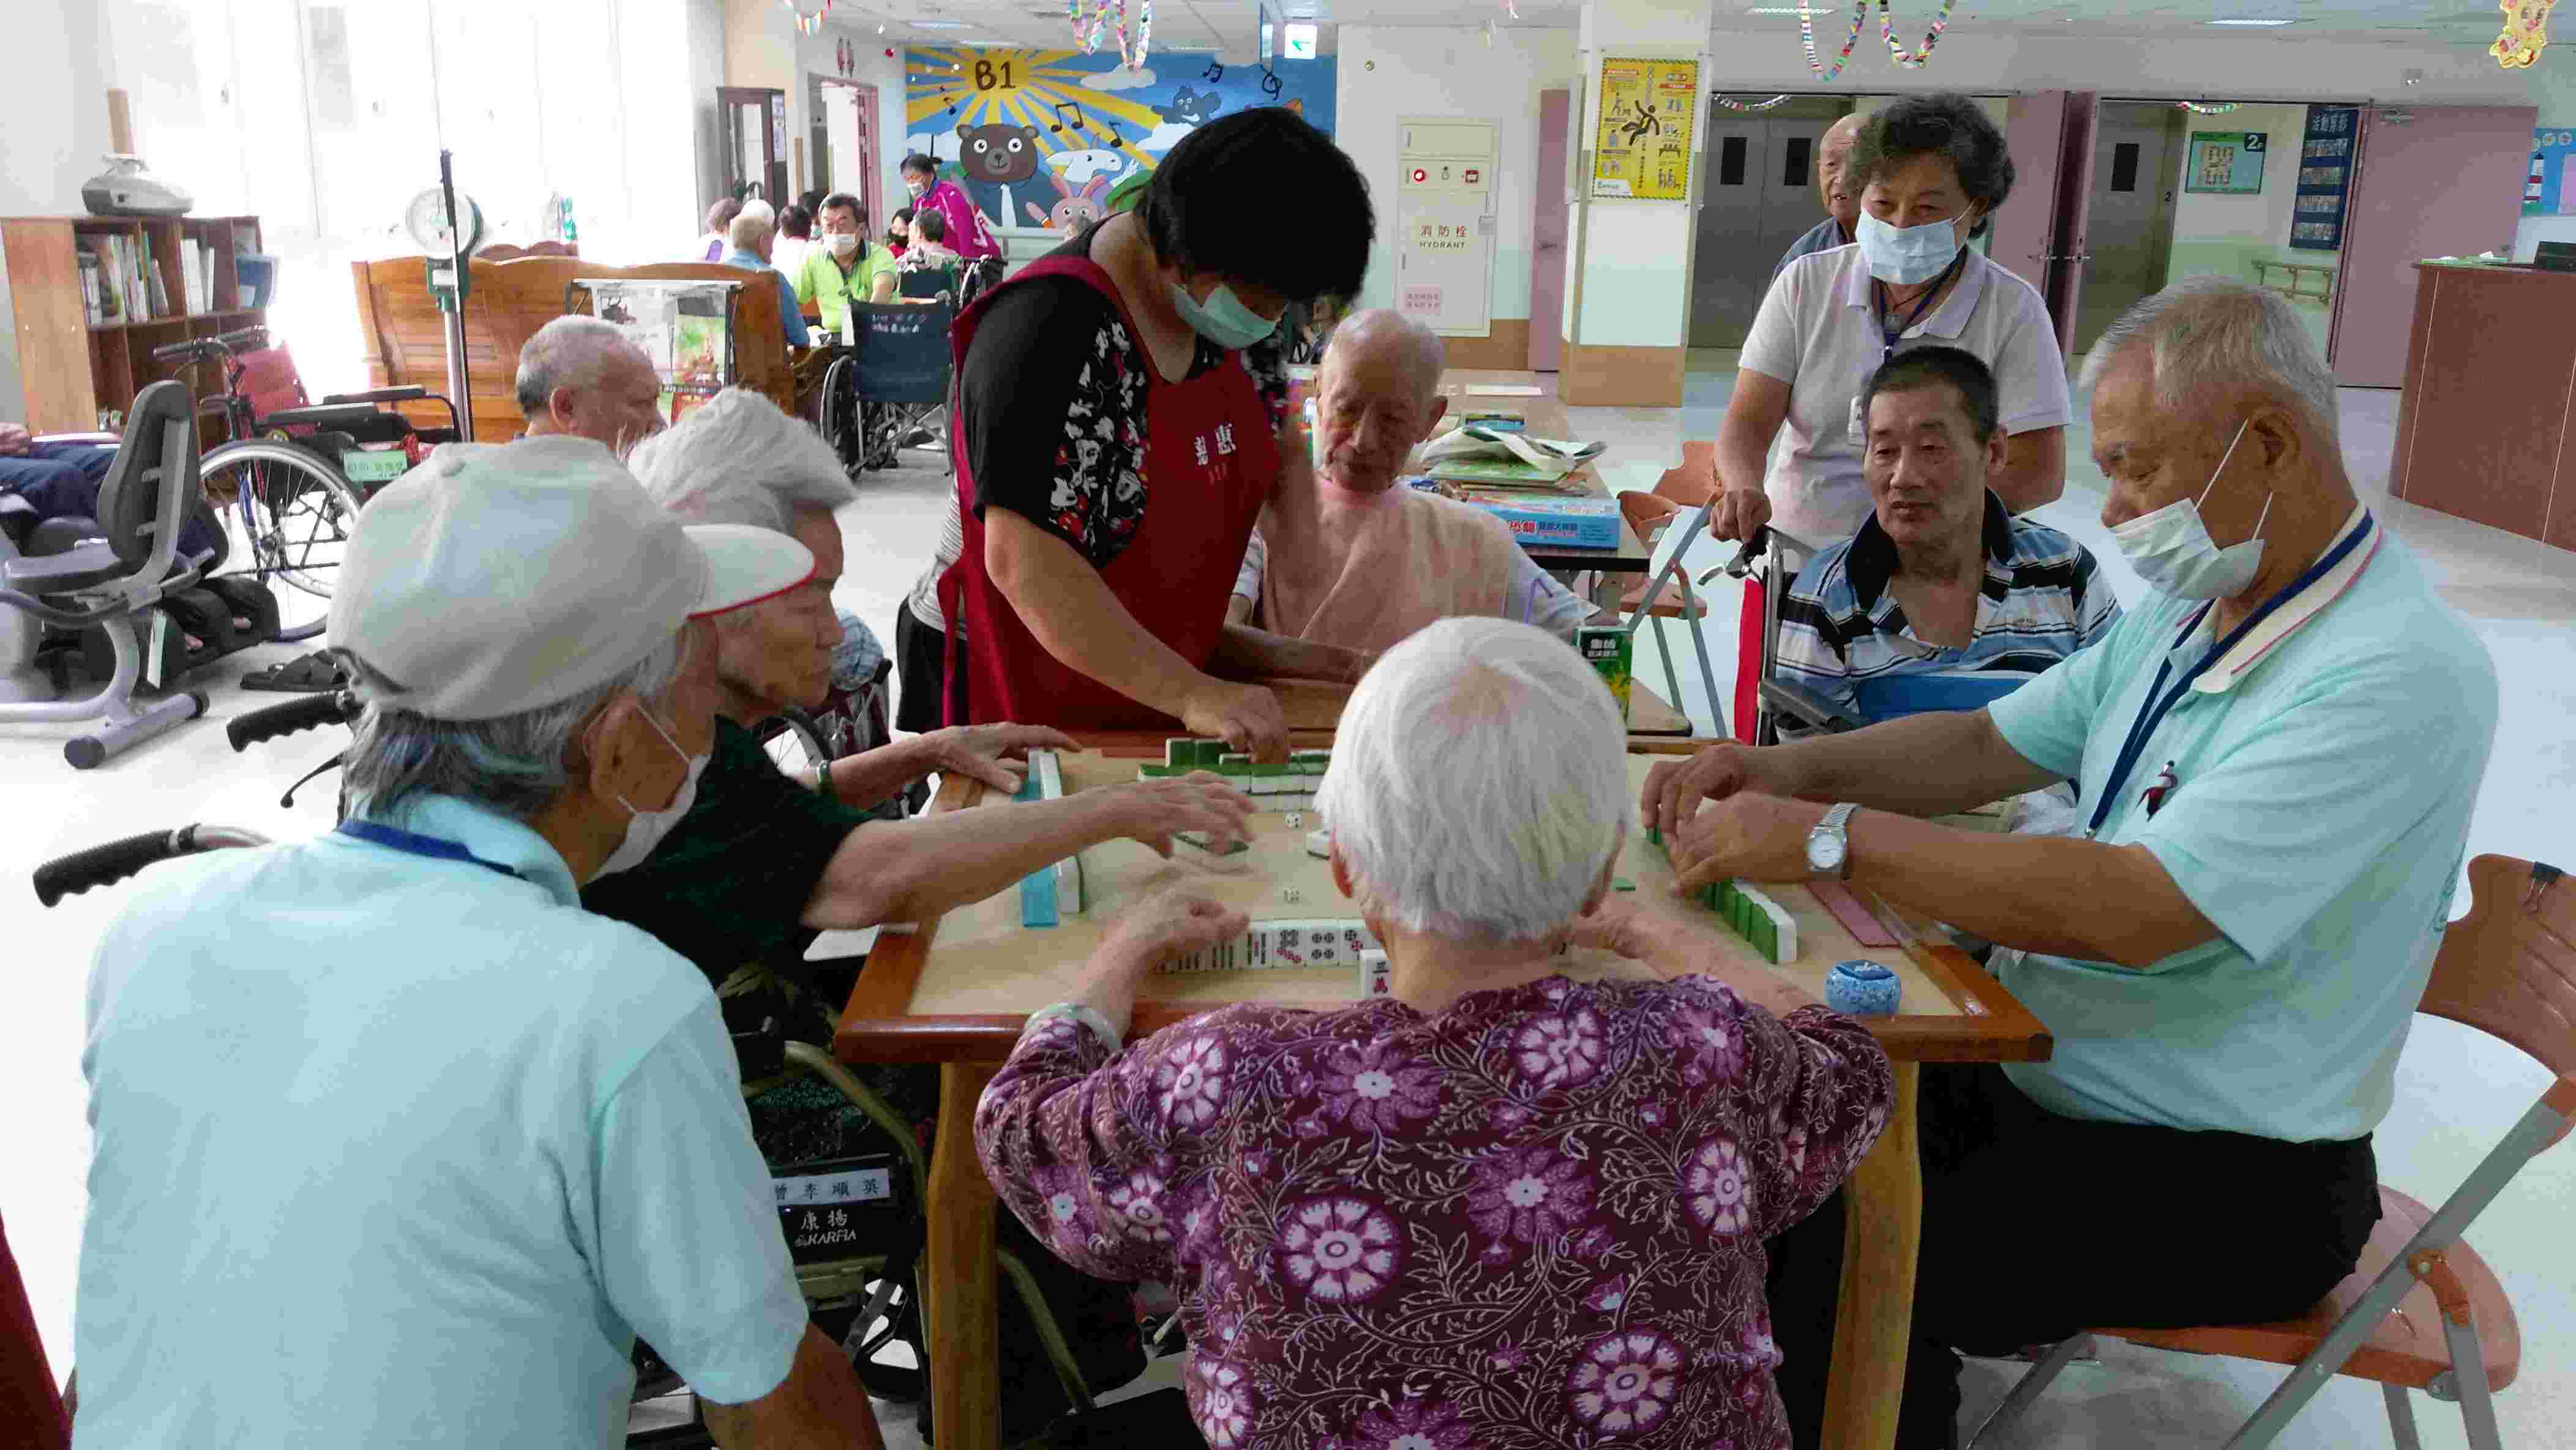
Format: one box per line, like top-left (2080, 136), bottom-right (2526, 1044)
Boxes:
top-left (1027, 171), bottom-right (1114, 231)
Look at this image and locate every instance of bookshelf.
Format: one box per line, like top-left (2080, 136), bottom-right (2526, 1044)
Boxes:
top-left (1, 214), bottom-right (269, 436)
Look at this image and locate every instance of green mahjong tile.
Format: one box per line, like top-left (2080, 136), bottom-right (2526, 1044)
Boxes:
top-left (1646, 824), bottom-right (1661, 847)
top-left (1217, 753), bottom-right (1253, 773)
top-left (1164, 738), bottom-right (1194, 768)
top-left (1612, 877), bottom-right (1636, 892)
top-left (1249, 762), bottom-right (1288, 776)
top-left (1749, 914), bottom-right (1778, 963)
top-left (1196, 740), bottom-right (1227, 767)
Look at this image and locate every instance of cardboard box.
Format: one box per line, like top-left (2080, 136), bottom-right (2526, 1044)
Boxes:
top-left (1421, 480), bottom-right (1623, 550)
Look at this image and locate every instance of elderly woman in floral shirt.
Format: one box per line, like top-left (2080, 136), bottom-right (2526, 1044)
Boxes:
top-left (975, 617), bottom-right (1896, 1450)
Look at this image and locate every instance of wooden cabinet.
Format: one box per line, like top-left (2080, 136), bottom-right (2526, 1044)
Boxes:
top-left (1, 214), bottom-right (269, 434)
top-left (2388, 261), bottom-right (2576, 552)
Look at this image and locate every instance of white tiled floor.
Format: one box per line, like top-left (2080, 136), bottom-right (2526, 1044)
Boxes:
top-left (7, 379), bottom-right (2571, 1447)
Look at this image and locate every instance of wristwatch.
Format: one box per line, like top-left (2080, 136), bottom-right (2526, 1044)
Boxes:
top-left (1806, 802), bottom-right (1859, 880)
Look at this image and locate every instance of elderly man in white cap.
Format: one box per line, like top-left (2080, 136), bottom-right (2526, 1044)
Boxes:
top-left (70, 443), bottom-right (886, 1449)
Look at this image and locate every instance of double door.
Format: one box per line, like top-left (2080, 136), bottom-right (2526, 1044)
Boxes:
top-left (1688, 101), bottom-right (1846, 350)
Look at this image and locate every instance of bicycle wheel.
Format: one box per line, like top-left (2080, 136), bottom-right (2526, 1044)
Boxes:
top-left (202, 440), bottom-right (364, 644)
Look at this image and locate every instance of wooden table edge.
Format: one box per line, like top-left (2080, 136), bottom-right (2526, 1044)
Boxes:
top-left (834, 735), bottom-right (2053, 1067)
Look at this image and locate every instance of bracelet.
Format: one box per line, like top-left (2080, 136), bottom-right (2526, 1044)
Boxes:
top-left (813, 757), bottom-right (839, 804)
top-left (1024, 1002), bottom-right (1121, 1055)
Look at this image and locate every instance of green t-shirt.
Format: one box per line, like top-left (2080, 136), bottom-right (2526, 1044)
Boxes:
top-left (582, 715), bottom-right (872, 1006)
top-left (792, 244), bottom-right (894, 336)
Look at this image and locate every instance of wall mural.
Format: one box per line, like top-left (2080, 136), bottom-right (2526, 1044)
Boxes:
top-left (902, 47), bottom-right (1337, 233)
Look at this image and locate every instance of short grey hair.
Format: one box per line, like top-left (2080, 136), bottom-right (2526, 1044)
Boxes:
top-left (515, 317), bottom-right (650, 418)
top-left (627, 388), bottom-right (856, 533)
top-left (339, 633), bottom-right (685, 825)
top-left (1324, 309), bottom-right (1445, 405)
top-left (2079, 275), bottom-right (2340, 446)
top-left (1317, 617), bottom-right (1627, 944)
top-left (729, 206), bottom-right (776, 252)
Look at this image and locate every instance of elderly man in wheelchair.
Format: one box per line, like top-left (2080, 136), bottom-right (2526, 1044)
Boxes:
top-left (592, 388), bottom-right (1254, 1438)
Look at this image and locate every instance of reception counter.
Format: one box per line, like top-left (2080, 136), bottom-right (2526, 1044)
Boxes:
top-left (2389, 261), bottom-right (2576, 550)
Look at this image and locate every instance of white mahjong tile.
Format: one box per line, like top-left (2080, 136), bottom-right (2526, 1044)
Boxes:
top-left (1359, 952), bottom-right (1392, 997)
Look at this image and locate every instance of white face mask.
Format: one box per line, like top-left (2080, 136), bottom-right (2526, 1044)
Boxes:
top-left (828, 232), bottom-right (860, 257)
top-left (1855, 209), bottom-right (1968, 285)
top-left (593, 703), bottom-right (710, 879)
top-left (2108, 418), bottom-right (2275, 601)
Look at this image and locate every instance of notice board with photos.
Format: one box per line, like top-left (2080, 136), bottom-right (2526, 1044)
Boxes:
top-left (1590, 56), bottom-right (1700, 200)
top-left (2292, 105), bottom-right (2359, 250)
top-left (2185, 130), bottom-right (2268, 194)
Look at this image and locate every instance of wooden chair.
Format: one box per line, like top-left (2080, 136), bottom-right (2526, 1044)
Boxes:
top-left (1968, 855), bottom-right (2576, 1450)
top-left (474, 241), bottom-right (578, 261)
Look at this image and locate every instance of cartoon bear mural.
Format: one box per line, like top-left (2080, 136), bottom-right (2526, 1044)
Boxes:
top-left (957, 121), bottom-right (1042, 235)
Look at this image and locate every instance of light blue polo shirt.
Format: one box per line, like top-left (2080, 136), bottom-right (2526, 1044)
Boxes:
top-left (76, 794), bottom-right (807, 1449)
top-left (1985, 510), bottom-right (2497, 1143)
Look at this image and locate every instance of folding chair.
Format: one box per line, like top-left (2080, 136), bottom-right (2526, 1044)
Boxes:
top-left (1968, 855), bottom-right (2576, 1450)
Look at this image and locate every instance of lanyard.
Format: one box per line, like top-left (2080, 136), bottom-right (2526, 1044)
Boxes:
top-left (1874, 250), bottom-right (1968, 360)
top-left (337, 821), bottom-right (524, 881)
top-left (2084, 514), bottom-right (2376, 838)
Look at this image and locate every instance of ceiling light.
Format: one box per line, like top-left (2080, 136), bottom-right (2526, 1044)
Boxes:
top-left (2206, 17), bottom-right (2297, 24)
top-left (912, 20), bottom-right (970, 28)
top-left (1746, 6), bottom-right (1830, 12)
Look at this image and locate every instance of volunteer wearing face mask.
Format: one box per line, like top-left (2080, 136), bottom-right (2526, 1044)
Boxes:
top-left (72, 443), bottom-right (899, 1448)
top-left (899, 153), bottom-right (1003, 264)
top-left (935, 107), bottom-right (1374, 759)
top-left (1714, 92), bottom-right (2071, 549)
top-left (1642, 277), bottom-right (2499, 1448)
top-left (790, 192), bottom-right (894, 338)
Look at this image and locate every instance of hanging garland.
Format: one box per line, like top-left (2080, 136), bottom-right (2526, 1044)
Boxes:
top-left (1713, 94), bottom-right (1798, 112)
top-left (1069, 0), bottom-right (1155, 70)
top-left (1802, 1), bottom-right (1868, 81)
top-left (1877, 0), bottom-right (1959, 69)
top-left (2176, 100), bottom-right (2242, 115)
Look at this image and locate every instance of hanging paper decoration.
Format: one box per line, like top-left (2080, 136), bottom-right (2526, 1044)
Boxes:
top-left (779, 0), bottom-right (831, 37)
top-left (1802, 1), bottom-right (1868, 81)
top-left (1878, 0), bottom-right (1959, 69)
top-left (2176, 100), bottom-right (2242, 115)
top-left (2494, 0), bottom-right (2557, 68)
top-left (1713, 94), bottom-right (1797, 112)
top-left (1069, 0), bottom-right (1156, 70)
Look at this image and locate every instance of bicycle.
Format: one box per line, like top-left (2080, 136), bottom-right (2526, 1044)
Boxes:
top-left (148, 326), bottom-right (460, 642)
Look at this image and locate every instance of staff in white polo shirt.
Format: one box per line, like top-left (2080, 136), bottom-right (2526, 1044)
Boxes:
top-left (1649, 278), bottom-right (2498, 1446)
top-left (1713, 92), bottom-right (2072, 549)
top-left (72, 441), bottom-right (887, 1449)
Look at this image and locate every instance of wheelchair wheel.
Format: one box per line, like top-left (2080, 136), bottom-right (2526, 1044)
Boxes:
top-left (756, 708), bottom-right (833, 778)
top-left (202, 440), bottom-right (365, 644)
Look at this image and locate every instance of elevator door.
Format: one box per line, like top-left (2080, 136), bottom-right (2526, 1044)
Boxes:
top-left (2072, 105), bottom-right (2183, 356)
top-left (1688, 104), bottom-right (1839, 350)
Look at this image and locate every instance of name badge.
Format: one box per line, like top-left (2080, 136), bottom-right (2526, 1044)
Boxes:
top-left (1848, 393), bottom-right (1866, 443)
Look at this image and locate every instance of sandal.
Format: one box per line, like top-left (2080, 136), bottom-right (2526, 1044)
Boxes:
top-left (239, 649), bottom-right (346, 693)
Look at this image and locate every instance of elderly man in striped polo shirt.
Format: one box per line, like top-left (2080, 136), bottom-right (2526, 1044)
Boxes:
top-left (1772, 345), bottom-right (2117, 740)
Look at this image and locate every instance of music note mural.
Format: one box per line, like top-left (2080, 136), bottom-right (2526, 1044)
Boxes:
top-left (902, 47), bottom-right (1336, 233)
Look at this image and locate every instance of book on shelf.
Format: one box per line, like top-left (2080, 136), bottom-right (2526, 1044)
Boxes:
top-left (76, 247), bottom-right (106, 324)
top-left (142, 235), bottom-right (168, 317)
top-left (180, 239), bottom-right (203, 314)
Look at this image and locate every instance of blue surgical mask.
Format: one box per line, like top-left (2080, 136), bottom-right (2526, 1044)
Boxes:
top-left (1170, 280), bottom-right (1281, 351)
top-left (1855, 210), bottom-right (1969, 285)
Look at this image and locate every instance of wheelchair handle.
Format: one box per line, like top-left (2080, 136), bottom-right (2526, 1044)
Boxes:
top-left (33, 825), bottom-right (271, 907)
top-left (227, 689), bottom-right (359, 752)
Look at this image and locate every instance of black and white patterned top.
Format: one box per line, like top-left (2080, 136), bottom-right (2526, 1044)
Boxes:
top-left (958, 226), bottom-right (1289, 570)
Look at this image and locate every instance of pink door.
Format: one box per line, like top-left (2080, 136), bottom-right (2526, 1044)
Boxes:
top-left (850, 83), bottom-right (882, 244)
top-left (2330, 104), bottom-right (2536, 388)
top-left (1530, 88), bottom-right (1571, 372)
top-left (2042, 93), bottom-right (2100, 358)
top-left (1991, 92), bottom-right (2073, 299)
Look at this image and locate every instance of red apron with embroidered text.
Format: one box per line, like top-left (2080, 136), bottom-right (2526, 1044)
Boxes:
top-left (937, 254), bottom-right (1276, 730)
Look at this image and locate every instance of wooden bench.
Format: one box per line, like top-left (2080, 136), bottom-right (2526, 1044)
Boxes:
top-left (349, 255), bottom-right (798, 441)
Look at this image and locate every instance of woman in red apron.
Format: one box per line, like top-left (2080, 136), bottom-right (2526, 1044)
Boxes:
top-left (937, 108), bottom-right (1374, 758)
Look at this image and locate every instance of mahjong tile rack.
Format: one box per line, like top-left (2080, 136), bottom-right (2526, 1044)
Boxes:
top-left (844, 746), bottom-right (2043, 1054)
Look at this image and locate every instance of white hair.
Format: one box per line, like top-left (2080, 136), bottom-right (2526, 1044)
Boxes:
top-left (514, 316), bottom-right (650, 416)
top-left (1324, 309), bottom-right (1445, 404)
top-left (728, 206), bottom-right (777, 251)
top-left (1317, 617), bottom-right (1628, 945)
top-left (2079, 274), bottom-right (2340, 446)
top-left (626, 388), bottom-right (856, 534)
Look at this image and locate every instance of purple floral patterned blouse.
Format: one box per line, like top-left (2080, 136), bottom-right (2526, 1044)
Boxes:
top-left (975, 973), bottom-right (1895, 1449)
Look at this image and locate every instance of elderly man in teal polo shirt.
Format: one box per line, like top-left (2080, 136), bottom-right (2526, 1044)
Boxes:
top-left (72, 441), bottom-right (887, 1449)
top-left (1642, 276), bottom-right (2498, 1448)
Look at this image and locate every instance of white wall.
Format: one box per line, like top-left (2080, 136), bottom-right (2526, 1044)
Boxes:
top-left (0, 0), bottom-right (117, 420)
top-left (1335, 25), bottom-right (1579, 325)
top-left (795, 26), bottom-right (910, 228)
